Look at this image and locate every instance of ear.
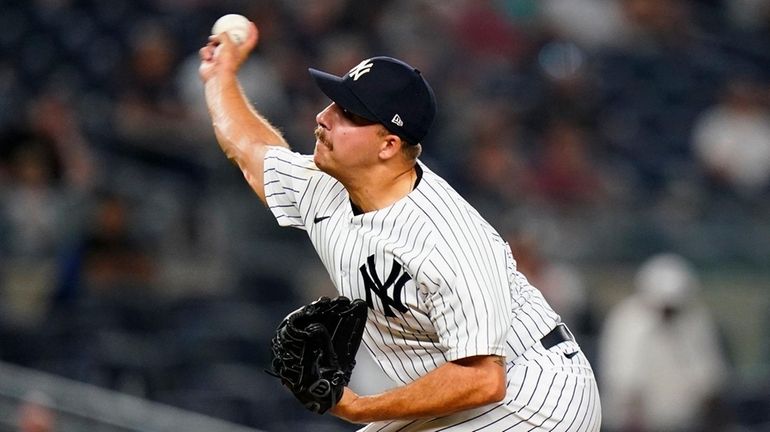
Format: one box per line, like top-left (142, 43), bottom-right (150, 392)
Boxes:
top-left (378, 133), bottom-right (403, 161)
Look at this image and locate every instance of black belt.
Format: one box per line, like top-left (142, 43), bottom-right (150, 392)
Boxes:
top-left (540, 323), bottom-right (573, 350)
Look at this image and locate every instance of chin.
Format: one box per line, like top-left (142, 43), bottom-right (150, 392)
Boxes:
top-left (313, 153), bottom-right (339, 178)
top-left (313, 149), bottom-right (327, 170)
top-left (314, 141), bottom-right (330, 160)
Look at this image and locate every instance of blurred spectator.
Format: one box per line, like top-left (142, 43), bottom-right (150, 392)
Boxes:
top-left (0, 99), bottom-right (92, 328)
top-left (619, 0), bottom-right (694, 47)
top-left (531, 39), bottom-right (600, 129)
top-left (599, 253), bottom-right (729, 432)
top-left (530, 119), bottom-right (607, 208)
top-left (26, 91), bottom-right (95, 191)
top-left (691, 76), bottom-right (770, 198)
top-left (0, 93), bottom-right (93, 327)
top-left (539, 0), bottom-right (626, 50)
top-left (449, 0), bottom-right (532, 63)
top-left (82, 193), bottom-right (156, 294)
top-left (461, 99), bottom-right (533, 210)
top-left (0, 131), bottom-right (65, 259)
top-left (112, 18), bottom-right (205, 164)
top-left (0, 90), bottom-right (93, 258)
top-left (594, 0), bottom-right (721, 195)
top-left (55, 191), bottom-right (157, 304)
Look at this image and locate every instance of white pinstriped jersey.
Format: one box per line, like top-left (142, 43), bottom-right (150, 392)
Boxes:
top-left (263, 147), bottom-right (600, 431)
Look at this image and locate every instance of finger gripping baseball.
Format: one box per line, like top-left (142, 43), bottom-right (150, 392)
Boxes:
top-left (269, 296), bottom-right (368, 414)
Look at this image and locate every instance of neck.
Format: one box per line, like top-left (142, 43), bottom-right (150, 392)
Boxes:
top-left (346, 165), bottom-right (416, 213)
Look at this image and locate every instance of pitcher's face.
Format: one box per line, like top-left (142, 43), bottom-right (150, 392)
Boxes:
top-left (313, 102), bottom-right (384, 177)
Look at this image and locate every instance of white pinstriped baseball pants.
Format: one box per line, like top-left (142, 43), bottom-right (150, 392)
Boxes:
top-left (359, 339), bottom-right (601, 432)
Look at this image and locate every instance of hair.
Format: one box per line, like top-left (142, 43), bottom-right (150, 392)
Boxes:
top-left (377, 126), bottom-right (422, 160)
top-left (401, 142), bottom-right (422, 160)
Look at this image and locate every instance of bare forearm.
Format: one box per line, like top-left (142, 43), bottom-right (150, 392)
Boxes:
top-left (199, 21), bottom-right (285, 202)
top-left (205, 73), bottom-right (288, 201)
top-left (206, 73), bottom-right (288, 158)
top-left (336, 355), bottom-right (507, 423)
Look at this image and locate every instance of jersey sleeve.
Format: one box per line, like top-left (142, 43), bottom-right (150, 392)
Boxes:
top-left (263, 146), bottom-right (319, 229)
top-left (420, 237), bottom-right (513, 362)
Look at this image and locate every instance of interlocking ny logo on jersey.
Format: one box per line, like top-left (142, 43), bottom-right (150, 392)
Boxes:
top-left (348, 59), bottom-right (374, 81)
top-left (359, 255), bottom-right (410, 317)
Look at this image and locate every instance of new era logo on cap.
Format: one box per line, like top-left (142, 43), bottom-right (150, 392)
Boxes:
top-left (308, 56), bottom-right (437, 144)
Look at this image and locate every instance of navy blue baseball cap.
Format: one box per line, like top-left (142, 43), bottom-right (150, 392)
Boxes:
top-left (309, 56), bottom-right (437, 144)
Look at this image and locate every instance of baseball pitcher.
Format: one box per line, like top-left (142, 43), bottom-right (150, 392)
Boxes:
top-left (200, 19), bottom-right (601, 432)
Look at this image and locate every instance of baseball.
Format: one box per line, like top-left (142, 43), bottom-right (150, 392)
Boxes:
top-left (211, 14), bottom-right (250, 45)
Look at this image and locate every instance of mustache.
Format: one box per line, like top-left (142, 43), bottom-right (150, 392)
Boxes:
top-left (314, 127), bottom-right (331, 147)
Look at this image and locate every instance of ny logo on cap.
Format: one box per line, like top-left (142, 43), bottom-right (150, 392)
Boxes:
top-left (348, 59), bottom-right (374, 81)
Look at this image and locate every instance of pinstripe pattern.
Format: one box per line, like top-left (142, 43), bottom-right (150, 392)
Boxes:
top-left (263, 147), bottom-right (600, 430)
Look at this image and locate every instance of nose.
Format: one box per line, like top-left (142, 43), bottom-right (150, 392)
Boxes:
top-left (316, 103), bottom-right (334, 130)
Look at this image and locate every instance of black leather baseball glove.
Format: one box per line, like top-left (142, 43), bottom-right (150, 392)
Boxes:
top-left (269, 296), bottom-right (368, 414)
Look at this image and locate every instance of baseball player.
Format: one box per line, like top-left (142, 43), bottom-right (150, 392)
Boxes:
top-left (199, 21), bottom-right (601, 431)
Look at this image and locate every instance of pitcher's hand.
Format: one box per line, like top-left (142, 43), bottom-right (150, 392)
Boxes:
top-left (199, 21), bottom-right (258, 83)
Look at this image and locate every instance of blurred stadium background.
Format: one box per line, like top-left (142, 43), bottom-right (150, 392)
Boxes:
top-left (0, 0), bottom-right (769, 430)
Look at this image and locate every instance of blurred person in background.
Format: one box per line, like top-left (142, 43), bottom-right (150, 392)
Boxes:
top-left (539, 0), bottom-right (626, 51)
top-left (0, 131), bottom-right (63, 329)
top-left (0, 91), bottom-right (94, 260)
top-left (26, 91), bottom-right (95, 192)
top-left (0, 90), bottom-right (94, 329)
top-left (530, 119), bottom-right (607, 209)
top-left (112, 18), bottom-right (208, 168)
top-left (462, 99), bottom-right (532, 213)
top-left (55, 191), bottom-right (157, 304)
top-left (595, 0), bottom-right (721, 196)
top-left (0, 132), bottom-right (64, 260)
top-left (691, 75), bottom-right (770, 199)
top-left (598, 253), bottom-right (729, 432)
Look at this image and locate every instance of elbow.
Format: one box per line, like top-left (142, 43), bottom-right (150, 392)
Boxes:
top-left (484, 357), bottom-right (508, 403)
top-left (465, 379), bottom-right (505, 409)
top-left (453, 355), bottom-right (508, 408)
top-left (492, 382), bottom-right (507, 402)
top-left (480, 358), bottom-right (507, 404)
top-left (470, 369), bottom-right (507, 406)
top-left (483, 375), bottom-right (507, 403)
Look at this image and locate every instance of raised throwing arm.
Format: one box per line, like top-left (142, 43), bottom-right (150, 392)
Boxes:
top-left (199, 21), bottom-right (289, 204)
